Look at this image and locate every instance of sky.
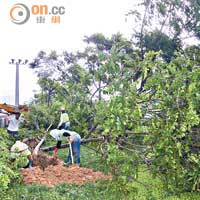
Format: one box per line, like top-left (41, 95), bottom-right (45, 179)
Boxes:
top-left (0, 0), bottom-right (137, 104)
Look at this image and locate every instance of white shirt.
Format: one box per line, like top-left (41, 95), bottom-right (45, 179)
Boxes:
top-left (7, 114), bottom-right (23, 132)
top-left (10, 140), bottom-right (31, 158)
top-left (67, 130), bottom-right (81, 140)
top-left (50, 129), bottom-right (81, 141)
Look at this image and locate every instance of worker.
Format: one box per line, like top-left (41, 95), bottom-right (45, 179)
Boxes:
top-left (50, 129), bottom-right (81, 165)
top-left (57, 107), bottom-right (70, 130)
top-left (7, 110), bottom-right (24, 137)
top-left (10, 140), bottom-right (33, 168)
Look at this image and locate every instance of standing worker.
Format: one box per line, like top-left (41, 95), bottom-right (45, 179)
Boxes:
top-left (57, 107), bottom-right (70, 130)
top-left (7, 110), bottom-right (24, 137)
top-left (50, 129), bottom-right (81, 165)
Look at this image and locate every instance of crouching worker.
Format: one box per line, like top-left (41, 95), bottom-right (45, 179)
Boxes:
top-left (50, 129), bottom-right (81, 165)
top-left (10, 140), bottom-right (33, 168)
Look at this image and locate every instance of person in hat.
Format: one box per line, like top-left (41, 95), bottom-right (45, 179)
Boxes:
top-left (7, 110), bottom-right (24, 137)
top-left (57, 107), bottom-right (70, 130)
top-left (10, 140), bottom-right (33, 168)
top-left (50, 129), bottom-right (81, 165)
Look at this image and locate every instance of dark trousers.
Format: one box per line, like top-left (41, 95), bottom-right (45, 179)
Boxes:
top-left (7, 129), bottom-right (18, 137)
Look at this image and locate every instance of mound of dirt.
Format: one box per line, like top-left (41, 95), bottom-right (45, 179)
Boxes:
top-left (21, 163), bottom-right (111, 187)
top-left (22, 138), bottom-right (40, 151)
top-left (32, 153), bottom-right (60, 170)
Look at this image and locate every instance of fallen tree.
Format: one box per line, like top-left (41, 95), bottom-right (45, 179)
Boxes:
top-left (41, 137), bottom-right (104, 152)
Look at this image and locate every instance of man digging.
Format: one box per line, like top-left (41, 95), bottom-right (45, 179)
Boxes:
top-left (50, 129), bottom-right (81, 166)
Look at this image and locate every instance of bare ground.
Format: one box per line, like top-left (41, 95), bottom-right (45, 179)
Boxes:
top-left (21, 154), bottom-right (111, 187)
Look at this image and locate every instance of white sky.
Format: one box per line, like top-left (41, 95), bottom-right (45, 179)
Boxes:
top-left (0, 0), bottom-right (136, 104)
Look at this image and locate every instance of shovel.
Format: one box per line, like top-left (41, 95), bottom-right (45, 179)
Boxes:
top-left (69, 143), bottom-right (74, 164)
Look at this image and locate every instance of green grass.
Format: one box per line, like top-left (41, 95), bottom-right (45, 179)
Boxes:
top-left (2, 144), bottom-right (200, 200)
top-left (129, 167), bottom-right (200, 200)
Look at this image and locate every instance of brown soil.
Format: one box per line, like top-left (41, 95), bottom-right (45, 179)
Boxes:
top-left (21, 160), bottom-right (111, 187)
top-left (22, 138), bottom-right (40, 151)
top-left (21, 139), bottom-right (111, 187)
top-left (32, 153), bottom-right (60, 170)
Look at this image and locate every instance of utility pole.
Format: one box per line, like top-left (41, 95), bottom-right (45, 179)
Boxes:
top-left (9, 59), bottom-right (28, 106)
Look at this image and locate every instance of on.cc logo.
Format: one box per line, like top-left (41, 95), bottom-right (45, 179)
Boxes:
top-left (10, 3), bottom-right (30, 25)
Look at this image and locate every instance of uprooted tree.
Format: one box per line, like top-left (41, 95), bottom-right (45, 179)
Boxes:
top-left (26, 2), bottom-right (200, 191)
top-left (26, 31), bottom-right (200, 194)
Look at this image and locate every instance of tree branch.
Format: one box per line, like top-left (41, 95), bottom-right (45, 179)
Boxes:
top-left (41, 137), bottom-right (104, 152)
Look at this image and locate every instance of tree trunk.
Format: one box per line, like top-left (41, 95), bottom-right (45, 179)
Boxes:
top-left (41, 137), bottom-right (104, 152)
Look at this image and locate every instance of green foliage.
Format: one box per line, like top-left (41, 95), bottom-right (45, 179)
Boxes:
top-left (142, 54), bottom-right (200, 192)
top-left (25, 103), bottom-right (57, 129)
top-left (28, 33), bottom-right (200, 195)
top-left (92, 51), bottom-right (200, 193)
top-left (0, 129), bottom-right (23, 191)
top-left (106, 144), bottom-right (139, 199)
top-left (184, 45), bottom-right (200, 65)
top-left (130, 0), bottom-right (200, 39)
top-left (143, 31), bottom-right (180, 62)
top-left (127, 0), bottom-right (200, 61)
top-left (37, 77), bottom-right (60, 107)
